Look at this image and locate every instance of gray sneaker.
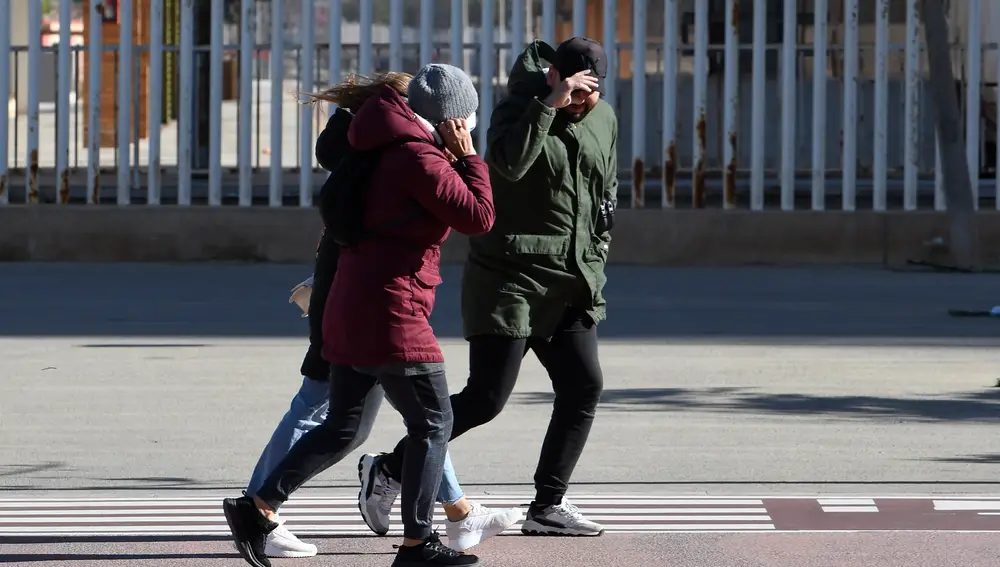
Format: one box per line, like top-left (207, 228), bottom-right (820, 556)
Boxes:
top-left (520, 499), bottom-right (604, 536)
top-left (358, 453), bottom-right (400, 535)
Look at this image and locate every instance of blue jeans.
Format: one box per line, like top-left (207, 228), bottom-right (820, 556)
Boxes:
top-left (246, 376), bottom-right (465, 506)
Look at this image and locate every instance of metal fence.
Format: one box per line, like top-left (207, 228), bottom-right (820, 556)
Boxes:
top-left (0, 0), bottom-right (997, 210)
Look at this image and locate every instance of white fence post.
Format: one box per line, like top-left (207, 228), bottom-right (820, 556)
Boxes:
top-left (117, 0), bottom-right (133, 205)
top-left (359, 0), bottom-right (373, 75)
top-left (631, 0), bottom-right (646, 208)
top-left (420, 0), bottom-right (434, 66)
top-left (300, 0), bottom-right (315, 207)
top-left (270, 0), bottom-right (285, 207)
top-left (873, 0), bottom-right (889, 211)
top-left (0, 1), bottom-right (10, 205)
top-left (479, 0), bottom-right (494, 155)
top-left (602, 0), bottom-right (617, 112)
top-left (541, 0), bottom-right (555, 46)
top-left (26, 0), bottom-right (40, 203)
top-left (723, 0), bottom-right (739, 210)
top-left (692, 0), bottom-right (707, 208)
top-left (810, 0), bottom-right (827, 211)
top-left (148, 0), bottom-right (164, 205)
top-left (903, 0), bottom-right (920, 211)
top-left (87, 0), bottom-right (103, 205)
top-left (389, 0), bottom-right (403, 71)
top-left (780, 0), bottom-right (796, 211)
top-left (511, 0), bottom-right (525, 60)
top-left (450, 0), bottom-right (463, 68)
top-left (750, 0), bottom-right (767, 211)
top-left (329, 0), bottom-right (342, 109)
top-left (842, 0), bottom-right (858, 211)
top-left (178, 0), bottom-right (194, 205)
top-left (965, 0), bottom-right (981, 210)
top-left (573, 0), bottom-right (586, 38)
top-left (239, 0), bottom-right (255, 206)
top-left (56, 0), bottom-right (72, 204)
top-left (209, 0), bottom-right (224, 207)
top-left (661, 0), bottom-right (676, 209)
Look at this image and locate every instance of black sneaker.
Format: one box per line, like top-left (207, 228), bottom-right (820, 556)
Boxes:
top-left (222, 496), bottom-right (279, 567)
top-left (391, 532), bottom-right (479, 566)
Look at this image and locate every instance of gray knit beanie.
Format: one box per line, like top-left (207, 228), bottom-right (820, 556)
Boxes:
top-left (407, 64), bottom-right (479, 125)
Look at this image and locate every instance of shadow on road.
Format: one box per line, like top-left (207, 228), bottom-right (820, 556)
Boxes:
top-left (2, 264), bottom-right (1000, 344)
top-left (512, 386), bottom-right (1000, 422)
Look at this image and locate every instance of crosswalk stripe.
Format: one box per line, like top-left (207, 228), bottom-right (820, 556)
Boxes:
top-left (0, 494), bottom-right (776, 536)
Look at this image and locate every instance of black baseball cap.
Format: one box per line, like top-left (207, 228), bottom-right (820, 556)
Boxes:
top-left (552, 37), bottom-right (608, 89)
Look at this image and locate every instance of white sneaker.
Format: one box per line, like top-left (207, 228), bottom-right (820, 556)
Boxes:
top-left (264, 521), bottom-right (318, 558)
top-left (520, 499), bottom-right (604, 536)
top-left (445, 502), bottom-right (523, 551)
top-left (358, 453), bottom-right (400, 535)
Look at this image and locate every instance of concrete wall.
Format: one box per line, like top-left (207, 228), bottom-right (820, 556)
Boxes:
top-left (2, 207), bottom-right (999, 267)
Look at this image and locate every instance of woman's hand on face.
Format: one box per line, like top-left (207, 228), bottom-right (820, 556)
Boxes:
top-left (438, 119), bottom-right (476, 158)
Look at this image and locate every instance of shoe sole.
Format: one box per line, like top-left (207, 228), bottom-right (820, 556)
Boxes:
top-left (357, 455), bottom-right (389, 536)
top-left (265, 545), bottom-right (318, 558)
top-left (520, 520), bottom-right (604, 537)
top-left (222, 499), bottom-right (271, 567)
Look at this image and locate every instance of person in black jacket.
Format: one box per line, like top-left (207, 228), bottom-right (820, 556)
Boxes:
top-left (240, 73), bottom-right (407, 559)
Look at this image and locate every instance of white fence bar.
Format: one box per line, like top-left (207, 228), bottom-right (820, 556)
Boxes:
top-left (329, 0), bottom-right (342, 107)
top-left (511, 0), bottom-right (526, 60)
top-left (722, 0), bottom-right (739, 210)
top-left (239, 0), bottom-right (255, 206)
top-left (903, 0), bottom-right (919, 211)
top-left (692, 0), bottom-right (707, 208)
top-left (996, 4), bottom-right (1000, 210)
top-left (178, 0), bottom-right (193, 205)
top-left (478, 0), bottom-right (494, 155)
top-left (810, 0), bottom-right (827, 211)
top-left (661, 0), bottom-right (676, 209)
top-left (631, 0), bottom-right (647, 208)
top-left (389, 0), bottom-right (403, 70)
top-left (965, 0), bottom-right (981, 210)
top-left (935, 139), bottom-right (944, 210)
top-left (117, 0), bottom-right (133, 205)
top-left (602, 0), bottom-right (617, 111)
top-left (56, 0), bottom-right (72, 204)
top-left (420, 0), bottom-right (434, 66)
top-left (573, 0), bottom-right (586, 38)
top-left (749, 0), bottom-right (766, 211)
top-left (542, 0), bottom-right (555, 46)
top-left (841, 0), bottom-right (858, 211)
top-left (779, 0), bottom-right (796, 210)
top-left (148, 0), bottom-right (164, 205)
top-left (208, 0), bottom-right (224, 206)
top-left (26, 0), bottom-right (40, 203)
top-left (358, 0), bottom-right (373, 75)
top-left (873, 0), bottom-right (888, 211)
top-left (87, 0), bottom-right (102, 205)
top-left (270, 0), bottom-right (285, 207)
top-left (300, 0), bottom-right (315, 207)
top-left (0, 0), bottom-right (8, 204)
top-left (450, 0), bottom-right (463, 67)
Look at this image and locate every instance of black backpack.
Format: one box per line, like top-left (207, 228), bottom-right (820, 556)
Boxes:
top-left (319, 137), bottom-right (426, 248)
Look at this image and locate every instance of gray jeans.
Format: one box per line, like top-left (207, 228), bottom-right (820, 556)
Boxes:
top-left (254, 363), bottom-right (453, 541)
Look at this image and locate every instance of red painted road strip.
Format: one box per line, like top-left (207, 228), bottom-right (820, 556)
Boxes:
top-left (765, 498), bottom-right (1000, 531)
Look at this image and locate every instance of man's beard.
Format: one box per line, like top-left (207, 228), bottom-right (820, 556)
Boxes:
top-left (560, 98), bottom-right (599, 123)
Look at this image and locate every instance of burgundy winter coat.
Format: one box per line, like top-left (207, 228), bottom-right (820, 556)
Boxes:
top-left (321, 86), bottom-right (495, 367)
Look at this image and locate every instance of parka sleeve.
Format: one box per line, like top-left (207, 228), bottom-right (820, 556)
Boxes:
top-left (400, 145), bottom-right (496, 236)
top-left (484, 97), bottom-right (558, 182)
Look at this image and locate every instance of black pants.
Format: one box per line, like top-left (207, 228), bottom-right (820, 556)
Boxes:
top-left (382, 308), bottom-right (604, 506)
top-left (299, 229), bottom-right (340, 381)
top-left (253, 364), bottom-right (453, 541)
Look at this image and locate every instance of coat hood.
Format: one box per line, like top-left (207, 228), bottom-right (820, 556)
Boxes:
top-left (348, 85), bottom-right (437, 151)
top-left (315, 107), bottom-right (354, 172)
top-left (506, 40), bottom-right (558, 99)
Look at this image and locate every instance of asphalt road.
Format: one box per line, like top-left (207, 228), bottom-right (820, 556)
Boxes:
top-left (1, 263), bottom-right (1000, 566)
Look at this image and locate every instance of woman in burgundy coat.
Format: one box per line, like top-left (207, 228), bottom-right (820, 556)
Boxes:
top-left (224, 64), bottom-right (495, 567)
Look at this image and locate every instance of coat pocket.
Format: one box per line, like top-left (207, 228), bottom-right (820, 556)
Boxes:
top-left (409, 266), bottom-right (443, 318)
top-left (503, 234), bottom-right (571, 256)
